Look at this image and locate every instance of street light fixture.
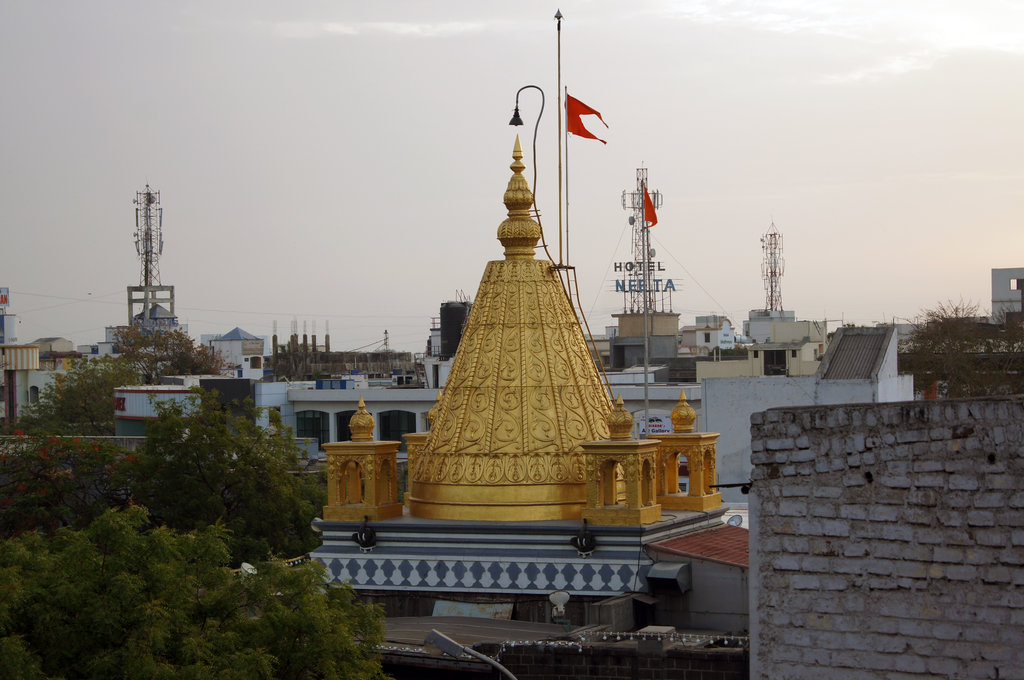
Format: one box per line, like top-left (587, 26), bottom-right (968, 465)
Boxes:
top-left (425, 629), bottom-right (519, 680)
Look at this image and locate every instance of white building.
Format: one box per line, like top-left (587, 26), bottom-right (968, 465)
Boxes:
top-left (697, 319), bottom-right (828, 380)
top-left (202, 327), bottom-right (266, 380)
top-left (680, 314), bottom-right (735, 353)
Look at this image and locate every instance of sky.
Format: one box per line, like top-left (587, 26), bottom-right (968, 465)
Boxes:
top-left (2, 1), bottom-right (1022, 353)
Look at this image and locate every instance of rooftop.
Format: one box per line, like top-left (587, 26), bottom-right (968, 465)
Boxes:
top-left (648, 524), bottom-right (749, 568)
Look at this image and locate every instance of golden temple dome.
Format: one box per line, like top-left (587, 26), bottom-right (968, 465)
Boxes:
top-left (408, 137), bottom-right (612, 521)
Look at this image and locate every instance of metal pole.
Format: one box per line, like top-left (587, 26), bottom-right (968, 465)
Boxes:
top-left (556, 10), bottom-right (563, 265)
top-left (642, 180), bottom-right (650, 439)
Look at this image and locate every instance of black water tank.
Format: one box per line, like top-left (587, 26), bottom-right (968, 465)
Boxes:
top-left (439, 301), bottom-right (471, 359)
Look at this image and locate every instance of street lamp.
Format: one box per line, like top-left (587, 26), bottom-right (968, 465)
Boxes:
top-left (425, 629), bottom-right (519, 680)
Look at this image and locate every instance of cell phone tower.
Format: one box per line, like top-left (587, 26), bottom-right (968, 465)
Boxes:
top-left (761, 221), bottom-right (784, 311)
top-left (134, 185), bottom-right (163, 286)
top-left (620, 168), bottom-right (667, 314)
top-left (127, 184), bottom-right (176, 327)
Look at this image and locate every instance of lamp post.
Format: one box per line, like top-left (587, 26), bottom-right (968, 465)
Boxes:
top-left (508, 85), bottom-right (545, 222)
top-left (425, 629), bottom-right (519, 680)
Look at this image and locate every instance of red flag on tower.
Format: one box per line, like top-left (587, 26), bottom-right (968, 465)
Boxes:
top-left (566, 94), bottom-right (608, 144)
top-left (643, 184), bottom-right (658, 228)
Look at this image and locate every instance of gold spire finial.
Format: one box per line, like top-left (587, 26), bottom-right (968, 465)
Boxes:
top-left (671, 389), bottom-right (696, 433)
top-left (607, 395), bottom-right (634, 440)
top-left (497, 135), bottom-right (541, 258)
top-left (349, 396), bottom-right (375, 441)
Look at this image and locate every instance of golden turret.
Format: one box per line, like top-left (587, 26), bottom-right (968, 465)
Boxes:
top-left (407, 137), bottom-right (612, 521)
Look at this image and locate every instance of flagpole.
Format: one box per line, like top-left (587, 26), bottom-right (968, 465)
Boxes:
top-left (565, 86), bottom-right (570, 268)
top-left (642, 179), bottom-right (650, 439)
top-left (555, 9), bottom-right (564, 266)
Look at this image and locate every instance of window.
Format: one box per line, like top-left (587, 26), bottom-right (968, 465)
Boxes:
top-left (335, 410), bottom-right (356, 442)
top-left (296, 410), bottom-right (330, 446)
top-left (791, 349), bottom-right (797, 358)
top-left (379, 409), bottom-right (417, 451)
top-left (703, 332), bottom-right (711, 343)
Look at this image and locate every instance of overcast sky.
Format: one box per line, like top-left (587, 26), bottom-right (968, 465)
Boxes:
top-left (2, 1), bottom-right (1022, 352)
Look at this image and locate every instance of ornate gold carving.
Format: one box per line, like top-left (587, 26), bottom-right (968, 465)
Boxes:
top-left (670, 389), bottom-right (696, 433)
top-left (427, 390), bottom-right (442, 427)
top-left (349, 397), bottom-right (374, 441)
top-left (406, 138), bottom-right (614, 521)
top-left (607, 395), bottom-right (633, 440)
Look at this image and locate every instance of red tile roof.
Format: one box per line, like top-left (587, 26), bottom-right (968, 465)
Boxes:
top-left (649, 524), bottom-right (749, 568)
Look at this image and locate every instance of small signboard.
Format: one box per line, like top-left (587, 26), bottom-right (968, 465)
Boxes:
top-left (0, 288), bottom-right (8, 308)
top-left (636, 412), bottom-right (673, 435)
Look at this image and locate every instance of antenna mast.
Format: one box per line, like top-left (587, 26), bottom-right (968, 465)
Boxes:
top-left (620, 168), bottom-right (666, 314)
top-left (127, 184), bottom-right (176, 328)
top-left (761, 221), bottom-right (784, 311)
top-left (134, 185), bottom-right (163, 287)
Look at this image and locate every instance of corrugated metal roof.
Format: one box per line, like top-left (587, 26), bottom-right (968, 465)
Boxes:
top-left (648, 524), bottom-right (749, 568)
top-left (820, 327), bottom-right (892, 380)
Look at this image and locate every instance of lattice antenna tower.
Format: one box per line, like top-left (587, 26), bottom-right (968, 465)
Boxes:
top-left (620, 168), bottom-right (667, 314)
top-left (133, 185), bottom-right (163, 286)
top-left (761, 221), bottom-right (784, 311)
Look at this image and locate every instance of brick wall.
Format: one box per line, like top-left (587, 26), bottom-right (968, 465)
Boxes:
top-left (475, 642), bottom-right (748, 680)
top-left (750, 397), bottom-right (1024, 679)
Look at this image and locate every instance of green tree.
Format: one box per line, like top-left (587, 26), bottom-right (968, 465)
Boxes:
top-left (17, 357), bottom-right (141, 435)
top-left (902, 299), bottom-right (1024, 397)
top-left (0, 507), bottom-right (384, 680)
top-left (113, 327), bottom-right (224, 384)
top-left (0, 433), bottom-right (133, 538)
top-left (131, 389), bottom-right (323, 564)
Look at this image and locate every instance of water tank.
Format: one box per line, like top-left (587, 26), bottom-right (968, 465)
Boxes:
top-left (439, 301), bottom-right (471, 359)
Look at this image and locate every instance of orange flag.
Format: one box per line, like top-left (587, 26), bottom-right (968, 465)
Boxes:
top-left (643, 184), bottom-right (658, 228)
top-left (566, 94), bottom-right (608, 144)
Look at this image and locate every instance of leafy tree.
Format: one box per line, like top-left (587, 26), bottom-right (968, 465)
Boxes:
top-left (113, 326), bottom-right (224, 384)
top-left (0, 507), bottom-right (385, 680)
top-left (902, 299), bottom-right (1024, 397)
top-left (131, 389), bottom-right (324, 564)
top-left (0, 433), bottom-right (133, 538)
top-left (17, 357), bottom-right (141, 435)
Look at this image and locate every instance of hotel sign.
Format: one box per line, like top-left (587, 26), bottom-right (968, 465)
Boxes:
top-left (613, 262), bottom-right (676, 293)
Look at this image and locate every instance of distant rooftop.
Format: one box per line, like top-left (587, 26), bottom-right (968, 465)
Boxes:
top-left (819, 326), bottom-right (893, 380)
top-left (649, 524), bottom-right (749, 568)
top-left (216, 327), bottom-right (260, 341)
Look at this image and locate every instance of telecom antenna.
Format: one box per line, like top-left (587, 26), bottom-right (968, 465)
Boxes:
top-left (761, 221), bottom-right (784, 311)
top-left (620, 168), bottom-right (668, 314)
top-left (134, 185), bottom-right (163, 287)
top-left (127, 184), bottom-right (175, 327)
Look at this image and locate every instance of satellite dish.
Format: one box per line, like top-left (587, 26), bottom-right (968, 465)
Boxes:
top-left (648, 248), bottom-right (656, 258)
top-left (240, 562), bottom-right (257, 575)
top-left (628, 216), bottom-right (635, 225)
top-left (727, 515), bottom-right (743, 527)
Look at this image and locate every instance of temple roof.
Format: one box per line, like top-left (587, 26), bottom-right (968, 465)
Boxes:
top-left (410, 138), bottom-right (612, 520)
top-left (423, 137), bottom-right (611, 458)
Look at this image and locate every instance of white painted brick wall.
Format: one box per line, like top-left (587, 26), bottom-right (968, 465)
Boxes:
top-left (750, 397), bottom-right (1024, 680)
